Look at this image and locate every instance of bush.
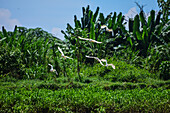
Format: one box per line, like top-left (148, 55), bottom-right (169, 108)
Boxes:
top-left (0, 26), bottom-right (63, 79)
top-left (0, 45), bottom-right (24, 79)
top-left (159, 61), bottom-right (170, 80)
top-left (81, 58), bottom-right (156, 83)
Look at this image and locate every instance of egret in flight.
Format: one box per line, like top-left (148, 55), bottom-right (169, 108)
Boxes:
top-left (86, 56), bottom-right (115, 69)
top-left (85, 55), bottom-right (104, 66)
top-left (101, 59), bottom-right (115, 69)
top-left (101, 25), bottom-right (114, 36)
top-left (58, 47), bottom-right (73, 59)
top-left (48, 64), bottom-right (58, 75)
top-left (78, 36), bottom-right (102, 44)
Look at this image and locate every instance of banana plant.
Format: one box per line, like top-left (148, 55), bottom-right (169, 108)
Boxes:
top-left (0, 26), bottom-right (63, 79)
top-left (127, 10), bottom-right (162, 57)
top-left (102, 12), bottom-right (127, 56)
top-left (62, 5), bottom-right (127, 60)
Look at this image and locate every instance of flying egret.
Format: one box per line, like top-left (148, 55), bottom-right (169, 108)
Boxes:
top-left (101, 59), bottom-right (115, 69)
top-left (86, 56), bottom-right (116, 69)
top-left (78, 36), bottom-right (102, 44)
top-left (101, 25), bottom-right (114, 36)
top-left (48, 64), bottom-right (58, 75)
top-left (101, 25), bottom-right (107, 29)
top-left (58, 47), bottom-right (73, 59)
top-left (85, 55), bottom-right (104, 66)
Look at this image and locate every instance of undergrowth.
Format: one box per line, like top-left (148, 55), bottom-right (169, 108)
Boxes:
top-left (0, 85), bottom-right (169, 113)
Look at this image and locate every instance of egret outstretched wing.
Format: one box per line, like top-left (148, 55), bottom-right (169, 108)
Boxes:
top-left (85, 55), bottom-right (96, 59)
top-left (48, 64), bottom-right (53, 68)
top-left (101, 25), bottom-right (114, 36)
top-left (78, 36), bottom-right (89, 41)
top-left (101, 59), bottom-right (115, 69)
top-left (48, 64), bottom-right (58, 75)
top-left (64, 56), bottom-right (73, 59)
top-left (58, 47), bottom-right (73, 59)
top-left (78, 37), bottom-right (102, 44)
top-left (101, 59), bottom-right (107, 62)
top-left (86, 56), bottom-right (115, 69)
top-left (95, 58), bottom-right (104, 66)
top-left (108, 64), bottom-right (115, 69)
top-left (86, 56), bottom-right (104, 66)
top-left (101, 25), bottom-right (107, 29)
top-left (89, 39), bottom-right (102, 44)
top-left (58, 47), bottom-right (64, 56)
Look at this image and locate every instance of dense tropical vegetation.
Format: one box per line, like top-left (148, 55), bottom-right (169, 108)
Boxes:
top-left (0, 0), bottom-right (169, 112)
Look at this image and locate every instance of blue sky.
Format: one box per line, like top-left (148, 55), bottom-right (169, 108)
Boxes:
top-left (0, 0), bottom-right (159, 40)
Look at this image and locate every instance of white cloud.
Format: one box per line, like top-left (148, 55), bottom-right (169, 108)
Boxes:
top-left (124, 7), bottom-right (138, 30)
top-left (124, 7), bottom-right (138, 20)
top-left (51, 27), bottom-right (65, 40)
top-left (0, 8), bottom-right (21, 31)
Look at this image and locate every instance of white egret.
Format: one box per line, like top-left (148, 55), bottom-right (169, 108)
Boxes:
top-left (86, 56), bottom-right (115, 69)
top-left (48, 64), bottom-right (58, 75)
top-left (101, 25), bottom-right (114, 36)
top-left (78, 36), bottom-right (102, 44)
top-left (85, 55), bottom-right (104, 66)
top-left (101, 59), bottom-right (115, 69)
top-left (58, 47), bottom-right (73, 59)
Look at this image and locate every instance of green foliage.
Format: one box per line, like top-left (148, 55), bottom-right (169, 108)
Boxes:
top-left (145, 44), bottom-right (170, 73)
top-left (159, 61), bottom-right (170, 80)
top-left (60, 5), bottom-right (169, 81)
top-left (0, 43), bottom-right (24, 78)
top-left (0, 3), bottom-right (169, 112)
top-left (81, 58), bottom-right (156, 83)
top-left (157, 0), bottom-right (170, 23)
top-left (127, 10), bottom-right (163, 57)
top-left (0, 84), bottom-right (169, 113)
top-left (62, 5), bottom-right (127, 59)
top-left (0, 26), bottom-right (62, 79)
top-left (153, 19), bottom-right (170, 44)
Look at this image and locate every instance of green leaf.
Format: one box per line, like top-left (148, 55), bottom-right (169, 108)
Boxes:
top-left (82, 7), bottom-right (85, 17)
top-left (105, 12), bottom-right (112, 22)
top-left (127, 37), bottom-right (133, 47)
top-left (155, 11), bottom-right (161, 25)
top-left (128, 18), bottom-right (134, 32)
top-left (99, 13), bottom-right (105, 25)
top-left (133, 15), bottom-right (140, 37)
top-left (139, 11), bottom-right (146, 28)
top-left (148, 10), bottom-right (155, 27)
top-left (147, 16), bottom-right (151, 27)
top-left (117, 12), bottom-right (122, 23)
top-left (136, 31), bottom-right (142, 40)
top-left (2, 26), bottom-right (8, 38)
top-left (111, 12), bottom-right (117, 27)
top-left (61, 30), bottom-right (69, 39)
top-left (93, 7), bottom-right (99, 23)
top-left (74, 15), bottom-right (79, 28)
top-left (90, 22), bottom-right (95, 40)
top-left (0, 37), bottom-right (7, 42)
top-left (108, 19), bottom-right (112, 28)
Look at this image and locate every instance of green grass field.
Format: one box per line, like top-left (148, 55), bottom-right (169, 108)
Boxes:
top-left (0, 60), bottom-right (170, 113)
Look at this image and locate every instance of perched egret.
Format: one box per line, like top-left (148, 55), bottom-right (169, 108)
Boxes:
top-left (48, 64), bottom-right (58, 75)
top-left (78, 36), bottom-right (102, 44)
top-left (58, 47), bottom-right (73, 59)
top-left (85, 56), bottom-right (104, 66)
top-left (101, 59), bottom-right (115, 69)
